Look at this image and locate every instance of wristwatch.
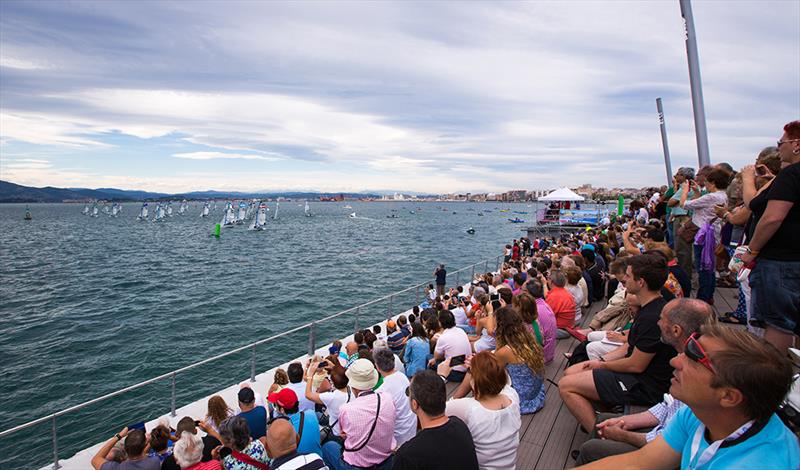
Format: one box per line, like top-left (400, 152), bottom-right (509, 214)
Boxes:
top-left (114, 433), bottom-right (122, 440)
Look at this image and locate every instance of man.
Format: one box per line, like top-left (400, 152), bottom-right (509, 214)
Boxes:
top-left (265, 418), bottom-right (328, 470)
top-left (668, 167), bottom-right (696, 276)
top-left (321, 359), bottom-right (396, 470)
top-left (285, 362), bottom-right (316, 413)
top-left (575, 298), bottom-right (714, 464)
top-left (268, 388), bottom-right (323, 458)
top-left (559, 254), bottom-right (676, 433)
top-left (374, 348), bottom-right (417, 447)
top-left (545, 270), bottom-right (576, 339)
top-left (393, 370), bottom-right (478, 470)
top-left (386, 319), bottom-right (408, 354)
top-left (237, 386), bottom-right (267, 440)
top-left (161, 417), bottom-right (222, 470)
top-left (576, 324), bottom-right (800, 469)
top-left (91, 427), bottom-right (160, 470)
top-left (433, 264), bottom-right (447, 297)
top-left (427, 310), bottom-right (471, 382)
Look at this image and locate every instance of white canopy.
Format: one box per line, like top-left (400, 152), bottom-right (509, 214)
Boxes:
top-left (538, 187), bottom-right (585, 202)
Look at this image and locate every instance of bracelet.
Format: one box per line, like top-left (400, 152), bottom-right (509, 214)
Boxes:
top-left (438, 374), bottom-right (448, 382)
top-left (745, 247), bottom-right (759, 255)
top-left (598, 356), bottom-right (606, 362)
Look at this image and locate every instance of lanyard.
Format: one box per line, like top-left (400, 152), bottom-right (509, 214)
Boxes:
top-left (688, 420), bottom-right (754, 470)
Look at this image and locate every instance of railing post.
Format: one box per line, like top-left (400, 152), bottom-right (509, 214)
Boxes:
top-left (415, 286), bottom-right (419, 305)
top-left (250, 345), bottom-right (256, 382)
top-left (484, 259), bottom-right (488, 273)
top-left (170, 373), bottom-right (176, 417)
top-left (308, 322), bottom-right (316, 357)
top-left (51, 415), bottom-right (59, 469)
top-left (471, 264), bottom-right (475, 281)
top-left (354, 307), bottom-right (360, 333)
top-left (388, 295), bottom-right (393, 317)
top-left (456, 270), bottom-right (461, 287)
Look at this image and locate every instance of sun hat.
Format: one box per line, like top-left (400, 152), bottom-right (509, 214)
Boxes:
top-left (346, 359), bottom-right (379, 390)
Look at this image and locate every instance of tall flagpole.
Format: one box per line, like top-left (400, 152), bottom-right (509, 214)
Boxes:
top-left (656, 98), bottom-right (673, 186)
top-left (679, 0), bottom-right (711, 168)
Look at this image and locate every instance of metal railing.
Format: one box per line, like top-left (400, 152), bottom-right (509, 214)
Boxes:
top-left (0, 255), bottom-right (503, 469)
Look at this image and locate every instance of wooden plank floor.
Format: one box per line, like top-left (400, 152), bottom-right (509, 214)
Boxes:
top-left (513, 287), bottom-right (738, 469)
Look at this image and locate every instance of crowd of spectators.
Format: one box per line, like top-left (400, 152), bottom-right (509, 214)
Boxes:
top-left (92, 120), bottom-right (799, 470)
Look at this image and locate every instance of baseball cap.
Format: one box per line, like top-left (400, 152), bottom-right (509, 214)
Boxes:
top-left (267, 388), bottom-right (298, 409)
top-left (237, 387), bottom-right (255, 404)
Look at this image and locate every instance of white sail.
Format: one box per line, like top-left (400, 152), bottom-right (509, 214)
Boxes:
top-left (166, 203), bottom-right (173, 217)
top-left (200, 202), bottom-right (210, 217)
top-left (82, 203), bottom-right (90, 215)
top-left (221, 202), bottom-right (236, 226)
top-left (236, 201), bottom-right (247, 223)
top-left (111, 203), bottom-right (120, 216)
top-left (138, 203), bottom-right (149, 220)
top-left (250, 202), bottom-right (268, 230)
top-left (273, 201), bottom-right (279, 220)
top-left (91, 204), bottom-right (99, 217)
top-left (103, 203), bottom-right (111, 215)
top-left (153, 203), bottom-right (166, 221)
top-left (304, 201), bottom-right (311, 217)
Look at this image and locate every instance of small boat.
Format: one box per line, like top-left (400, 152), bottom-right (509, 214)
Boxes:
top-left (466, 228), bottom-right (475, 234)
top-left (386, 214), bottom-right (398, 218)
top-left (200, 202), bottom-right (210, 217)
top-left (499, 209), bottom-right (510, 213)
top-left (249, 202), bottom-right (268, 231)
top-left (153, 203), bottom-right (167, 222)
top-left (81, 203), bottom-right (90, 215)
top-left (304, 201), bottom-right (312, 217)
top-left (344, 204), bottom-right (353, 209)
top-left (477, 212), bottom-right (484, 216)
top-left (273, 201), bottom-right (280, 220)
top-left (137, 203), bottom-right (149, 220)
top-left (236, 201), bottom-right (247, 223)
top-left (508, 217), bottom-right (525, 223)
top-left (409, 210), bottom-right (416, 214)
top-left (24, 206), bottom-right (32, 220)
top-left (513, 211), bottom-right (528, 215)
top-left (349, 212), bottom-right (357, 219)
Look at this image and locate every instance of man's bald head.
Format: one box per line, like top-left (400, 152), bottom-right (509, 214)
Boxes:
top-left (265, 418), bottom-right (297, 459)
top-left (346, 341), bottom-right (358, 355)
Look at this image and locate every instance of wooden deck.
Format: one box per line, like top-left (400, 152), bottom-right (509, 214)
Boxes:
top-left (445, 287), bottom-right (739, 470)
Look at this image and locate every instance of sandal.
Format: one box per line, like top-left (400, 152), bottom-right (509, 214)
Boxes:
top-left (718, 313), bottom-right (746, 325)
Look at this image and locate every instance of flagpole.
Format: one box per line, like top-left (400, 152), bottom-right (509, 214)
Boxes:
top-left (679, 0), bottom-right (711, 168)
top-left (656, 98), bottom-right (674, 186)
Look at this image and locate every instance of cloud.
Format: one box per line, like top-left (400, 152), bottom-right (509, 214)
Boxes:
top-left (172, 151), bottom-right (281, 161)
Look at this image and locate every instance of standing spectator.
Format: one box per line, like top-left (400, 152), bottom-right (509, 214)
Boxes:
top-left (443, 352), bottom-right (521, 470)
top-left (668, 167), bottom-right (697, 277)
top-left (374, 349), bottom-right (417, 447)
top-left (392, 370), bottom-right (479, 470)
top-left (91, 428), bottom-right (160, 470)
top-left (402, 322), bottom-right (430, 378)
top-left (742, 120), bottom-right (800, 354)
top-left (236, 387), bottom-right (267, 441)
top-left (433, 264), bottom-right (447, 297)
top-left (267, 388), bottom-right (323, 458)
top-left (545, 270), bottom-right (577, 339)
top-left (321, 359), bottom-right (396, 470)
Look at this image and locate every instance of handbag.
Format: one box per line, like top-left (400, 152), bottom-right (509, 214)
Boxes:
top-left (230, 449), bottom-right (269, 470)
top-left (320, 388), bottom-right (351, 443)
top-left (677, 218), bottom-right (700, 243)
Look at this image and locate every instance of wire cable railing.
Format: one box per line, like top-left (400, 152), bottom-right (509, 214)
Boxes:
top-left (0, 255), bottom-right (503, 469)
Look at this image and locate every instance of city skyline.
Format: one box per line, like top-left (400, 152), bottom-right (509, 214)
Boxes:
top-left (1, 1), bottom-right (798, 194)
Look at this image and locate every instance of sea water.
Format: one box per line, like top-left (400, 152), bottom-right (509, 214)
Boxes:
top-left (0, 201), bottom-right (533, 468)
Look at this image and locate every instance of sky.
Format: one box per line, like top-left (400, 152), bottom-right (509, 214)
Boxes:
top-left (0, 1), bottom-right (798, 194)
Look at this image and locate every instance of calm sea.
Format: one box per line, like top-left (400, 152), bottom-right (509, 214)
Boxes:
top-left (0, 200), bottom-right (533, 468)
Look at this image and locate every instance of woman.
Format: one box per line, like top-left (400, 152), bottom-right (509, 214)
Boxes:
top-left (304, 362), bottom-right (350, 439)
top-left (443, 352), bottom-right (521, 470)
top-left (204, 395), bottom-right (233, 435)
top-left (680, 168), bottom-right (729, 303)
top-left (564, 266), bottom-right (585, 324)
top-left (512, 292), bottom-right (555, 365)
top-left (215, 416), bottom-right (269, 470)
top-left (424, 315), bottom-right (443, 352)
top-left (267, 368), bottom-right (289, 395)
top-left (469, 294), bottom-right (496, 353)
top-left (403, 322), bottom-right (431, 377)
top-left (173, 432), bottom-right (222, 470)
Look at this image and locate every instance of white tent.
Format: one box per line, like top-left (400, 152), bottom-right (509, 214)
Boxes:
top-left (537, 187), bottom-right (585, 202)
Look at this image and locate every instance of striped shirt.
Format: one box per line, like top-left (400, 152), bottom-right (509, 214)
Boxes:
top-left (645, 394), bottom-right (685, 442)
top-left (339, 391), bottom-right (396, 467)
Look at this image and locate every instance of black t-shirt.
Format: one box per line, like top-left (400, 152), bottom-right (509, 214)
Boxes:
top-left (625, 296), bottom-right (676, 399)
top-left (392, 416), bottom-right (478, 470)
top-left (748, 162), bottom-right (800, 260)
top-left (435, 268), bottom-right (447, 285)
top-left (160, 434), bottom-right (220, 470)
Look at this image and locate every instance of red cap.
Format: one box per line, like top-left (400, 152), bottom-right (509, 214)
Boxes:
top-left (267, 388), bottom-right (298, 409)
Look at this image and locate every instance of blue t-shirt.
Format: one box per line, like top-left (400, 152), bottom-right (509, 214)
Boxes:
top-left (290, 410), bottom-right (322, 457)
top-left (662, 406), bottom-right (800, 469)
top-left (238, 405), bottom-right (267, 440)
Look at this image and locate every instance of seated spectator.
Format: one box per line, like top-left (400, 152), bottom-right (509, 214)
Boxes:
top-left (560, 254), bottom-right (676, 433)
top-left (204, 395), bottom-right (233, 435)
top-left (393, 370), bottom-right (479, 470)
top-left (91, 427), bottom-right (160, 470)
top-left (267, 388), bottom-right (322, 458)
top-left (172, 432), bottom-right (221, 470)
top-left (545, 270), bottom-right (577, 339)
top-left (305, 361), bottom-right (351, 441)
top-left (236, 387), bottom-right (267, 440)
top-left (427, 310), bottom-right (472, 382)
top-left (373, 324), bottom-right (387, 342)
top-left (582, 248), bottom-right (605, 301)
top-left (576, 324), bottom-right (800, 469)
top-left (264, 418), bottom-right (328, 470)
top-left (215, 416), bottom-right (269, 469)
top-left (321, 359), bottom-right (396, 470)
top-left (468, 294), bottom-right (496, 353)
top-left (402, 322), bottom-right (430, 378)
top-left (581, 293), bottom-right (639, 361)
top-left (522, 281), bottom-right (557, 364)
top-left (424, 315), bottom-right (443, 352)
top-left (443, 352), bottom-right (521, 470)
top-left (575, 298), bottom-right (714, 465)
top-left (564, 266), bottom-right (586, 323)
top-left (387, 319), bottom-right (409, 354)
top-left (374, 349), bottom-right (417, 447)
top-left (285, 362), bottom-right (316, 413)
top-left (162, 417), bottom-right (221, 470)
top-left (147, 424), bottom-right (172, 462)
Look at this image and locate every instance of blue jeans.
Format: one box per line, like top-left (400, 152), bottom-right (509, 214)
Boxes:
top-left (693, 244), bottom-right (715, 303)
top-left (322, 441), bottom-right (393, 470)
top-left (749, 258), bottom-right (800, 335)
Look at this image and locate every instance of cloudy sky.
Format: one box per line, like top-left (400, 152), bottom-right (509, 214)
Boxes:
top-left (1, 1), bottom-right (798, 194)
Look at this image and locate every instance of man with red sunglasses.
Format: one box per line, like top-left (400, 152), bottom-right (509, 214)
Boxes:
top-left (576, 324), bottom-right (799, 469)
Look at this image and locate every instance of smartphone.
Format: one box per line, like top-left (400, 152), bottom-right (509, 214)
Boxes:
top-left (318, 360), bottom-right (329, 368)
top-left (194, 420), bottom-right (201, 426)
top-left (128, 421), bottom-right (145, 432)
top-left (491, 299), bottom-right (502, 310)
top-left (489, 293), bottom-right (500, 301)
top-left (450, 355), bottom-right (467, 367)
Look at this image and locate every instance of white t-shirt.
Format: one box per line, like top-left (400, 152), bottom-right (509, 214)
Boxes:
top-left (566, 284), bottom-right (584, 322)
top-left (434, 327), bottom-right (472, 372)
top-left (285, 381), bottom-right (316, 413)
top-left (445, 385), bottom-right (521, 470)
top-left (451, 307), bottom-right (469, 327)
top-left (376, 372), bottom-right (417, 447)
top-left (319, 388), bottom-right (351, 435)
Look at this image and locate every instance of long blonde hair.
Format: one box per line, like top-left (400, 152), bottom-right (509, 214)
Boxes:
top-left (494, 306), bottom-right (544, 375)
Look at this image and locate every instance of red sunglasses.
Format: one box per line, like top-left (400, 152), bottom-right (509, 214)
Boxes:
top-left (684, 333), bottom-right (715, 373)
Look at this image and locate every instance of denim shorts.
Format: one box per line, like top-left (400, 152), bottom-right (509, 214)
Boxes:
top-left (749, 258), bottom-right (800, 335)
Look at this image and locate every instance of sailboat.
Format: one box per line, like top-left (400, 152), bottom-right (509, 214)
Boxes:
top-left (273, 201), bottom-right (279, 220)
top-left (153, 203), bottom-right (167, 222)
top-left (137, 203), bottom-right (149, 220)
top-left (102, 203), bottom-right (111, 215)
top-left (178, 200), bottom-right (188, 215)
top-left (304, 201), bottom-right (312, 217)
top-left (349, 212), bottom-right (357, 219)
top-left (249, 202), bottom-right (269, 231)
top-left (82, 203), bottom-right (90, 215)
top-left (344, 204), bottom-right (353, 209)
top-left (91, 203), bottom-right (99, 218)
top-left (111, 203), bottom-right (121, 217)
top-left (200, 201), bottom-right (210, 217)
top-left (165, 202), bottom-right (174, 217)
top-left (24, 206), bottom-right (32, 220)
top-left (221, 202), bottom-right (236, 227)
top-left (235, 201), bottom-right (248, 224)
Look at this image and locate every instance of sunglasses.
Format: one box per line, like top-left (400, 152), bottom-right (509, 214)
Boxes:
top-left (684, 333), bottom-right (715, 373)
top-left (777, 138), bottom-right (800, 147)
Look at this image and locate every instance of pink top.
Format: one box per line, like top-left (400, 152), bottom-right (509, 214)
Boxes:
top-left (339, 391), bottom-right (396, 467)
top-left (534, 298), bottom-right (557, 364)
top-left (186, 461), bottom-right (222, 470)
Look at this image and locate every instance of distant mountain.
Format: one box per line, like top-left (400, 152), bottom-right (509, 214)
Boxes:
top-left (0, 180), bottom-right (382, 203)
